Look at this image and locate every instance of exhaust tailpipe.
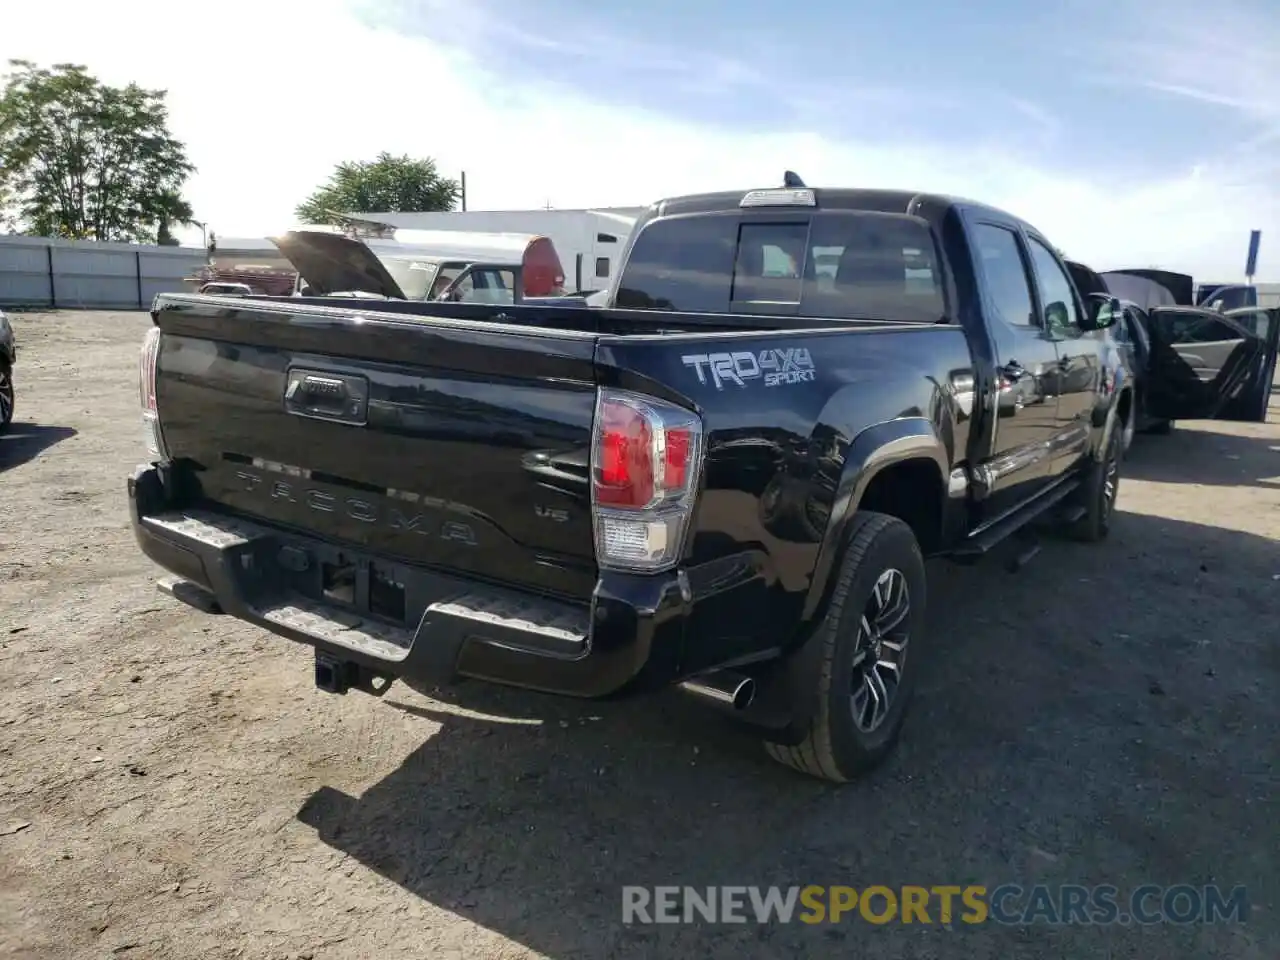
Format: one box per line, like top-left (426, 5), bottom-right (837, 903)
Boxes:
top-left (678, 671), bottom-right (756, 711)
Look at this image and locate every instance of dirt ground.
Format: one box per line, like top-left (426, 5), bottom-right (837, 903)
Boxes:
top-left (0, 310), bottom-right (1277, 960)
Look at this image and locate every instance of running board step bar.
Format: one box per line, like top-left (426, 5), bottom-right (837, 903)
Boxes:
top-left (1005, 538), bottom-right (1042, 573)
top-left (1055, 504), bottom-right (1088, 524)
top-left (948, 478), bottom-right (1082, 560)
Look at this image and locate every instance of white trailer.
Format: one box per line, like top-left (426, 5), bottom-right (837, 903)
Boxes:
top-left (346, 207), bottom-right (643, 294)
top-left (1252, 281), bottom-right (1280, 309)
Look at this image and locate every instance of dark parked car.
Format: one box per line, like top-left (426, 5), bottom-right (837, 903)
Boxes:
top-left (134, 177), bottom-right (1229, 782)
top-left (0, 309), bottom-right (15, 433)
top-left (1140, 304), bottom-right (1279, 427)
top-left (1067, 261), bottom-right (1278, 437)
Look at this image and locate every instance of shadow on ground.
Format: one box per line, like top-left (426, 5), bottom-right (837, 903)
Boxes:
top-left (0, 423), bottom-right (76, 471)
top-left (1124, 426), bottom-right (1280, 489)
top-left (295, 508), bottom-right (1278, 960)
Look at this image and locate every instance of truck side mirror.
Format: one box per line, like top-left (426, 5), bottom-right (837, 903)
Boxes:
top-left (1081, 296), bottom-right (1120, 331)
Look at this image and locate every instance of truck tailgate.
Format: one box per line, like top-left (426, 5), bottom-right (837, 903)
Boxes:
top-left (152, 297), bottom-right (600, 601)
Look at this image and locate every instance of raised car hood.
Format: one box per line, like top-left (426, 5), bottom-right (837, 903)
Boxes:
top-left (269, 230), bottom-right (406, 299)
top-left (1102, 269), bottom-right (1195, 308)
top-left (1101, 271), bottom-right (1182, 312)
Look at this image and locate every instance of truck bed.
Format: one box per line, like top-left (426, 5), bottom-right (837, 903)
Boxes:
top-left (240, 292), bottom-right (940, 334)
top-left (138, 291), bottom-right (971, 697)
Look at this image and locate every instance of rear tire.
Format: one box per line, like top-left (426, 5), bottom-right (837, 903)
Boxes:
top-left (763, 512), bottom-right (926, 783)
top-left (0, 364), bottom-right (13, 435)
top-left (1067, 422), bottom-right (1122, 542)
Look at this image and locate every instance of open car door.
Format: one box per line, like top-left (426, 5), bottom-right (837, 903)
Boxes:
top-left (1217, 307), bottom-right (1280, 422)
top-left (1143, 307), bottom-right (1271, 422)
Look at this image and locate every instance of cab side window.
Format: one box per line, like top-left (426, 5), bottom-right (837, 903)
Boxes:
top-left (972, 224), bottom-right (1036, 327)
top-left (452, 268), bottom-right (516, 305)
top-left (1026, 237), bottom-right (1083, 336)
top-left (429, 264), bottom-right (466, 300)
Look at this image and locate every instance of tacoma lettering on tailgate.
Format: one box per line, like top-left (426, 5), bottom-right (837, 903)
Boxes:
top-left (234, 470), bottom-right (478, 545)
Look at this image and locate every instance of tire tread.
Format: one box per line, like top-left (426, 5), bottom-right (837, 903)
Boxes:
top-left (764, 511), bottom-right (905, 782)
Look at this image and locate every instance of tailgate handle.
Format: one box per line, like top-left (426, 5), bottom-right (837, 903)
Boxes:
top-left (284, 368), bottom-right (369, 425)
top-left (289, 375), bottom-right (347, 404)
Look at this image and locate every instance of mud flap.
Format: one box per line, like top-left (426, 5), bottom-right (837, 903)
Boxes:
top-left (731, 627), bottom-right (830, 746)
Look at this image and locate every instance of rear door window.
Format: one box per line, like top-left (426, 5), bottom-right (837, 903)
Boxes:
top-left (1159, 312), bottom-right (1247, 344)
top-left (615, 211), bottom-right (945, 322)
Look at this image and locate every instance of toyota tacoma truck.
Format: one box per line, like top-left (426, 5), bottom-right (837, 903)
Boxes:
top-left (127, 176), bottom-right (1266, 783)
top-left (0, 307), bottom-right (14, 433)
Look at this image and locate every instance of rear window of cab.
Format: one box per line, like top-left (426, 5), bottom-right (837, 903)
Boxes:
top-left (615, 211), bottom-right (946, 323)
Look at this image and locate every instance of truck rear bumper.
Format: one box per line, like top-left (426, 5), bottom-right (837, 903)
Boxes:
top-left (128, 465), bottom-right (688, 699)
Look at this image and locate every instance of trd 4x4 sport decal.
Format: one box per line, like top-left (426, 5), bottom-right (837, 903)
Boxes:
top-left (681, 348), bottom-right (816, 390)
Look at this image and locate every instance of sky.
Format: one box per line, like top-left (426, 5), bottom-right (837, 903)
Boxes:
top-left (2, 0), bottom-right (1278, 278)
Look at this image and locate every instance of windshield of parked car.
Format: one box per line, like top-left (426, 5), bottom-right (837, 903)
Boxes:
top-left (377, 257), bottom-right (439, 300)
top-left (614, 211), bottom-right (946, 323)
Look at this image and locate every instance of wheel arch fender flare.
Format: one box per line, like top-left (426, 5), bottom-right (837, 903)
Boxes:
top-left (800, 416), bottom-right (949, 626)
top-left (1092, 384), bottom-right (1132, 461)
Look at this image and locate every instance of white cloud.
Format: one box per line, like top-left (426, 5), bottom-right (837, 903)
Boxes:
top-left (2, 0), bottom-right (1277, 277)
top-left (1106, 1), bottom-right (1279, 131)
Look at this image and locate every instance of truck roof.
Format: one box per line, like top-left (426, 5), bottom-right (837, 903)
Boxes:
top-left (650, 187), bottom-right (936, 219)
top-left (639, 179), bottom-right (1032, 234)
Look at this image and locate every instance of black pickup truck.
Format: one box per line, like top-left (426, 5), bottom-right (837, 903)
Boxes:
top-left (0, 307), bottom-right (14, 433)
top-left (128, 178), bottom-right (1255, 783)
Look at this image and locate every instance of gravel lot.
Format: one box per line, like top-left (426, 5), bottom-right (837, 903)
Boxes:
top-left (1, 310), bottom-right (1277, 960)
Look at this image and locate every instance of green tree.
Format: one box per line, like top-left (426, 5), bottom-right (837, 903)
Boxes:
top-left (151, 189), bottom-right (195, 246)
top-left (0, 59), bottom-right (196, 243)
top-left (295, 152), bottom-right (459, 223)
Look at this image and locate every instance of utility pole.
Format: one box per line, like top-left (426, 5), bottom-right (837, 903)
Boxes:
top-left (1245, 229), bottom-right (1261, 284)
top-left (191, 220), bottom-right (209, 258)
top-left (460, 171), bottom-right (467, 212)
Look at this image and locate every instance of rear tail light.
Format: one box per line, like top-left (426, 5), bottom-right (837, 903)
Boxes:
top-left (590, 388), bottom-right (704, 572)
top-left (139, 326), bottom-right (168, 459)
